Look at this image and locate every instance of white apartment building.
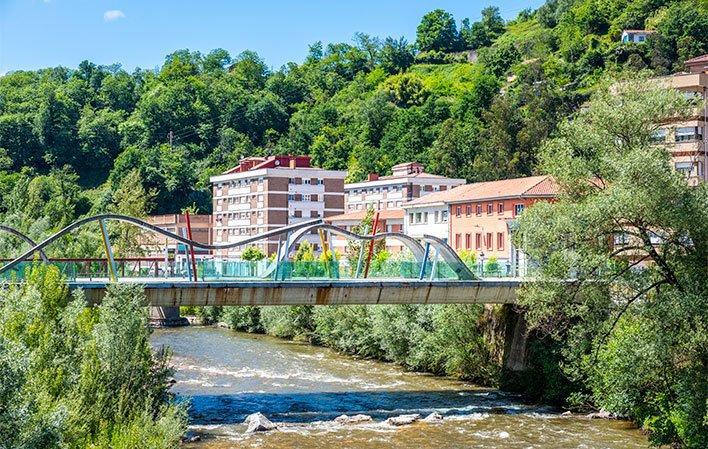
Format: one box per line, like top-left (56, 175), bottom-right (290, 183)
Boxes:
top-left (210, 155), bottom-right (346, 258)
top-left (344, 162), bottom-right (465, 212)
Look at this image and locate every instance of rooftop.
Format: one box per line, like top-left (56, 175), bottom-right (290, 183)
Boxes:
top-left (404, 175), bottom-right (558, 206)
top-left (346, 162), bottom-right (465, 186)
top-left (223, 155), bottom-right (312, 175)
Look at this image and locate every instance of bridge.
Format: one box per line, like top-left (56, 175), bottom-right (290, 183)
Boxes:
top-left (0, 214), bottom-right (526, 306)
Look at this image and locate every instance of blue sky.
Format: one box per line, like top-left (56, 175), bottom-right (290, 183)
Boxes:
top-left (0, 0), bottom-right (543, 73)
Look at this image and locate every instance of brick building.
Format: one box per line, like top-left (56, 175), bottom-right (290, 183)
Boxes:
top-left (210, 155), bottom-right (346, 257)
top-left (142, 214), bottom-right (212, 256)
top-left (325, 208), bottom-right (405, 255)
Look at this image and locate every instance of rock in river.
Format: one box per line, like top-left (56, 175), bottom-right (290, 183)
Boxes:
top-left (386, 414), bottom-right (421, 426)
top-left (422, 412), bottom-right (444, 423)
top-left (334, 414), bottom-right (373, 425)
top-left (244, 412), bottom-right (277, 433)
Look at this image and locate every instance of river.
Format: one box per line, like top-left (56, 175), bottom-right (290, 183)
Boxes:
top-left (151, 326), bottom-right (648, 449)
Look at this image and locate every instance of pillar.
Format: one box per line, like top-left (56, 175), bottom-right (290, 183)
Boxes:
top-left (149, 306), bottom-right (189, 327)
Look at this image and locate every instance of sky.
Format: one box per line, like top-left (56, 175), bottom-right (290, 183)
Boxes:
top-left (0, 0), bottom-right (544, 74)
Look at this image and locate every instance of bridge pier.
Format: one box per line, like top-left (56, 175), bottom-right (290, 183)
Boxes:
top-left (149, 306), bottom-right (189, 327)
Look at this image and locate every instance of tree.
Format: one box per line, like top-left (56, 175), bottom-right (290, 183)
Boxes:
top-left (108, 168), bottom-right (156, 256)
top-left (461, 7), bottom-right (506, 50)
top-left (515, 77), bottom-right (707, 448)
top-left (242, 246), bottom-right (265, 261)
top-left (379, 37), bottom-right (414, 74)
top-left (416, 9), bottom-right (460, 53)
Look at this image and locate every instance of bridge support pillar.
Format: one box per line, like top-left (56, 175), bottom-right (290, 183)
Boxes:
top-left (149, 306), bottom-right (188, 327)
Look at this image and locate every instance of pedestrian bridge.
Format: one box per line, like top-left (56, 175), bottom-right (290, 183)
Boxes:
top-left (0, 214), bottom-right (527, 305)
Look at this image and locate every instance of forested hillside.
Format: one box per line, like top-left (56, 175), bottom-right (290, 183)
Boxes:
top-left (0, 0), bottom-right (706, 235)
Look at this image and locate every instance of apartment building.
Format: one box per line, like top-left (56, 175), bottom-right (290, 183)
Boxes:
top-left (325, 209), bottom-right (405, 255)
top-left (403, 176), bottom-right (557, 275)
top-left (210, 155), bottom-right (346, 257)
top-left (142, 214), bottom-right (212, 256)
top-left (652, 54), bottom-right (708, 184)
top-left (344, 162), bottom-right (465, 212)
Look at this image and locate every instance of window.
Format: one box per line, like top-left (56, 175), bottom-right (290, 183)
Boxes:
top-left (497, 232), bottom-right (504, 251)
top-left (476, 204), bottom-right (482, 215)
top-left (434, 211), bottom-right (439, 223)
top-left (409, 213), bottom-right (414, 223)
top-left (466, 205), bottom-right (472, 216)
top-left (486, 233), bottom-right (493, 250)
top-left (497, 202), bottom-right (504, 214)
top-left (650, 128), bottom-right (667, 143)
top-left (415, 212), bottom-right (422, 223)
top-left (288, 194), bottom-right (295, 201)
top-left (675, 161), bottom-right (694, 176)
top-left (514, 204), bottom-right (525, 217)
top-left (475, 233), bottom-right (482, 250)
top-left (455, 233), bottom-right (462, 249)
top-left (303, 194), bottom-right (311, 201)
top-left (293, 210), bottom-right (302, 218)
top-left (465, 233), bottom-right (471, 249)
top-left (257, 194), bottom-right (264, 202)
top-left (423, 212), bottom-right (428, 223)
top-left (304, 178), bottom-right (311, 185)
top-left (456, 206), bottom-right (462, 217)
top-left (675, 126), bottom-right (702, 142)
top-left (487, 203), bottom-right (493, 215)
top-left (441, 210), bottom-right (448, 223)
top-left (614, 233), bottom-right (629, 246)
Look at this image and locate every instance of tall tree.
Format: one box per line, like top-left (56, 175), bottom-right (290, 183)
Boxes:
top-left (516, 78), bottom-right (707, 448)
top-left (416, 9), bottom-right (460, 53)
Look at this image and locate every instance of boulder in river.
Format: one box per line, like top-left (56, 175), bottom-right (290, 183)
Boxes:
top-left (422, 412), bottom-right (444, 423)
top-left (386, 414), bottom-right (421, 426)
top-left (334, 414), bottom-right (373, 425)
top-left (587, 409), bottom-right (617, 420)
top-left (244, 412), bottom-right (277, 433)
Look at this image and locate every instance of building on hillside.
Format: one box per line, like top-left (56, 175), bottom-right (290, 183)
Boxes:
top-left (403, 175), bottom-right (557, 276)
top-left (324, 209), bottom-right (405, 256)
top-left (344, 162), bottom-right (465, 212)
top-left (210, 155), bottom-right (346, 258)
top-left (651, 54), bottom-right (708, 184)
top-left (621, 29), bottom-right (654, 43)
top-left (142, 214), bottom-right (212, 257)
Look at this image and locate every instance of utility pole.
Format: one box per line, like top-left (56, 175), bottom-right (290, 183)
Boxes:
top-left (168, 130), bottom-right (174, 148)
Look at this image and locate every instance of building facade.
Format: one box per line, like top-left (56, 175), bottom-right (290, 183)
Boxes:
top-left (402, 176), bottom-right (557, 275)
top-left (402, 193), bottom-right (451, 242)
top-left (652, 54), bottom-right (708, 185)
top-left (142, 214), bottom-right (212, 257)
top-left (210, 156), bottom-right (346, 257)
top-left (344, 162), bottom-right (465, 212)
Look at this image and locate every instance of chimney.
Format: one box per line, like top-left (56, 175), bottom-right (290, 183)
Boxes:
top-left (367, 173), bottom-right (379, 181)
top-left (289, 157), bottom-right (296, 169)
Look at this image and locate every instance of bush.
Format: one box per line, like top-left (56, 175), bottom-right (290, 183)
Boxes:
top-left (259, 306), bottom-right (315, 340)
top-left (221, 306), bottom-right (262, 333)
top-left (0, 265), bottom-right (186, 447)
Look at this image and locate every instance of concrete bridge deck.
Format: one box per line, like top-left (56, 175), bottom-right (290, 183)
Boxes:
top-left (72, 278), bottom-right (523, 306)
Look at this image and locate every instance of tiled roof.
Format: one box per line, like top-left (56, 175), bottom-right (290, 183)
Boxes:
top-left (685, 54), bottom-right (708, 64)
top-left (325, 208), bottom-right (405, 222)
top-left (404, 176), bottom-right (557, 206)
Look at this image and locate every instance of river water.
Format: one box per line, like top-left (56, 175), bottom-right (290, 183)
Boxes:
top-left (151, 326), bottom-right (648, 449)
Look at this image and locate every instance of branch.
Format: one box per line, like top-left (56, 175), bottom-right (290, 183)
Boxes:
top-left (591, 279), bottom-right (668, 365)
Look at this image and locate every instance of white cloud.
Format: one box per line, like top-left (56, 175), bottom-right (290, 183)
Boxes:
top-left (103, 10), bottom-right (125, 22)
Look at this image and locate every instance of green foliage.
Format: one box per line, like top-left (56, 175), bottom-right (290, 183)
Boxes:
top-left (515, 77), bottom-right (708, 447)
top-left (241, 246), bottom-right (266, 261)
top-left (221, 306), bottom-right (262, 333)
top-left (416, 9), bottom-right (461, 53)
top-left (0, 265), bottom-right (186, 448)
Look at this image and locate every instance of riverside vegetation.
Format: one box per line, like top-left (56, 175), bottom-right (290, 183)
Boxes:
top-left (0, 265), bottom-right (186, 448)
top-left (1, 0), bottom-right (707, 447)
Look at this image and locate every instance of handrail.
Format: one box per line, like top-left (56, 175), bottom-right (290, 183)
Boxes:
top-left (0, 214), bottom-right (321, 275)
top-left (0, 225), bottom-right (49, 262)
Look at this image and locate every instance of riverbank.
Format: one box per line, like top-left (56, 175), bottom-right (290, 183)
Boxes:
top-left (152, 326), bottom-right (649, 449)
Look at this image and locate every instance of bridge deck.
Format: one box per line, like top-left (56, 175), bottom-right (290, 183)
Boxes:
top-left (71, 278), bottom-right (523, 306)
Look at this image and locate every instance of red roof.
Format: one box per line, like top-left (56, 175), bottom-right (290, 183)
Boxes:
top-left (325, 209), bottom-right (405, 223)
top-left (405, 176), bottom-right (558, 206)
top-left (685, 54), bottom-right (708, 64)
top-left (224, 155), bottom-right (311, 174)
